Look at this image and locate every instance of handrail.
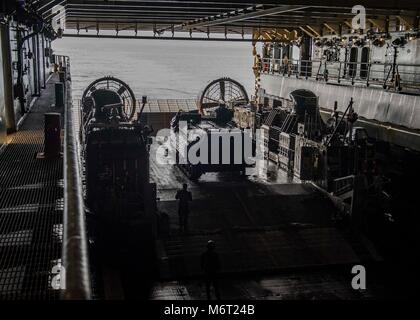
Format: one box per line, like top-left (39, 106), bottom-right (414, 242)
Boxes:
top-left (332, 175), bottom-right (355, 196)
top-left (59, 54), bottom-right (92, 300)
top-left (261, 57), bottom-right (420, 90)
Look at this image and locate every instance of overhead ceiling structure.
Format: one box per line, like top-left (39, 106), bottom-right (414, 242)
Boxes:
top-left (29, 1), bottom-right (420, 40)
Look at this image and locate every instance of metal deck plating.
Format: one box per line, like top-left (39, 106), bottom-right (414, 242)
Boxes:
top-left (0, 74), bottom-right (63, 300)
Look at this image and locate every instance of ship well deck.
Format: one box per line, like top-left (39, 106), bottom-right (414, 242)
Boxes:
top-left (150, 145), bottom-right (384, 299)
top-left (0, 81), bottom-right (385, 299)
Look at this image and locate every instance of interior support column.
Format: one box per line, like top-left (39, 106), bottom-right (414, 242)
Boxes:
top-left (1, 23), bottom-right (16, 133)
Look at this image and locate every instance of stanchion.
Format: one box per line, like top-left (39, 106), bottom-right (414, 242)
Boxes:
top-left (55, 82), bottom-right (65, 108)
top-left (43, 113), bottom-right (61, 158)
top-left (59, 71), bottom-right (66, 83)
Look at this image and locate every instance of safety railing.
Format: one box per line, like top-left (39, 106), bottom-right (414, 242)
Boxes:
top-left (332, 175), bottom-right (355, 197)
top-left (261, 58), bottom-right (420, 91)
top-left (58, 54), bottom-right (92, 300)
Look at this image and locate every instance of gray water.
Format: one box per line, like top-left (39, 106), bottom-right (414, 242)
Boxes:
top-left (52, 37), bottom-right (254, 101)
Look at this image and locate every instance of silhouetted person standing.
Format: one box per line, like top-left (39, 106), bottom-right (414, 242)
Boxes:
top-left (201, 240), bottom-right (221, 300)
top-left (175, 183), bottom-right (192, 233)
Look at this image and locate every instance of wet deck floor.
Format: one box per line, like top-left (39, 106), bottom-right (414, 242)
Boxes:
top-left (149, 145), bottom-right (383, 299)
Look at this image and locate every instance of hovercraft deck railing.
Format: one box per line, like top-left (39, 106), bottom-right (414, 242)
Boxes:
top-left (59, 55), bottom-right (91, 300)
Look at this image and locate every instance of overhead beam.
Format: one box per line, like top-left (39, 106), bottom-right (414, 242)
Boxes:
top-left (368, 18), bottom-right (386, 31)
top-left (63, 0), bottom-right (420, 11)
top-left (323, 23), bottom-right (338, 34)
top-left (37, 0), bottom-right (66, 14)
top-left (305, 25), bottom-right (321, 37)
top-left (66, 4), bottom-right (407, 18)
top-left (397, 15), bottom-right (413, 29)
top-left (66, 12), bottom-right (212, 18)
top-left (65, 16), bottom-right (404, 30)
top-left (62, 33), bottom-right (281, 42)
top-left (299, 26), bottom-right (317, 37)
top-left (65, 2), bottom-right (245, 11)
top-left (343, 20), bottom-right (353, 29)
top-left (66, 8), bottom-right (227, 15)
top-left (184, 5), bottom-right (311, 28)
top-left (62, 0), bottom-right (420, 11)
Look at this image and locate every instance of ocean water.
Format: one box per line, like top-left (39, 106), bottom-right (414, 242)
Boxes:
top-left (52, 37), bottom-right (255, 102)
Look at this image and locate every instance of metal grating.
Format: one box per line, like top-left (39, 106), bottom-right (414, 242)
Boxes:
top-left (0, 75), bottom-right (63, 300)
top-left (140, 99), bottom-right (198, 113)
